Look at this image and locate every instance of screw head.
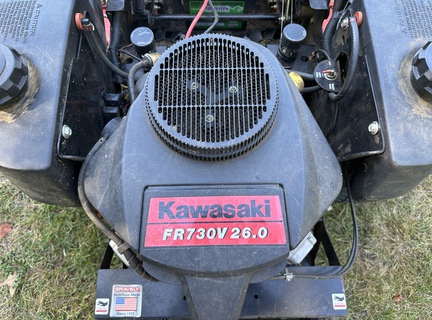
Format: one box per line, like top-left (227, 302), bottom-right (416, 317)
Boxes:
top-left (62, 125), bottom-right (72, 139)
top-left (229, 86), bottom-right (238, 94)
top-left (368, 121), bottom-right (380, 135)
top-left (205, 114), bottom-right (214, 123)
top-left (190, 82), bottom-right (199, 90)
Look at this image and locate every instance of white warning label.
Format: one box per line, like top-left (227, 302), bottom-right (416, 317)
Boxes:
top-left (95, 298), bottom-right (109, 315)
top-left (332, 293), bottom-right (347, 310)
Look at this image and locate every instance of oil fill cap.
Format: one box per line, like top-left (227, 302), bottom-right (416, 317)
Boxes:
top-left (412, 41), bottom-right (432, 98)
top-left (281, 23), bottom-right (307, 50)
top-left (0, 44), bottom-right (28, 106)
top-left (130, 27), bottom-right (155, 56)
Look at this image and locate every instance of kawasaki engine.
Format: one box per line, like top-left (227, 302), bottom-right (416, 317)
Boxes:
top-left (1, 0), bottom-right (431, 319)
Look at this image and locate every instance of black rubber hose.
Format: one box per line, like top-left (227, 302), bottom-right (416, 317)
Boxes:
top-left (110, 11), bottom-right (122, 82)
top-left (78, 138), bottom-right (158, 282)
top-left (322, 11), bottom-right (340, 56)
top-left (110, 12), bottom-right (121, 66)
top-left (85, 30), bottom-right (130, 79)
top-left (329, 17), bottom-right (359, 101)
top-left (334, 0), bottom-right (346, 12)
top-left (128, 60), bottom-right (150, 103)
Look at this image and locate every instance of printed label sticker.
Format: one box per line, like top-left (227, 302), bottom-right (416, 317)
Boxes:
top-left (94, 298), bottom-right (109, 315)
top-left (332, 293), bottom-right (347, 310)
top-left (144, 195), bottom-right (286, 247)
top-left (110, 285), bottom-right (142, 318)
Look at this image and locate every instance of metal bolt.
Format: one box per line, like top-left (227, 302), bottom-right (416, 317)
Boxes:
top-left (229, 86), bottom-right (238, 94)
top-left (368, 121), bottom-right (380, 135)
top-left (62, 125), bottom-right (72, 139)
top-left (205, 115), bottom-right (214, 123)
top-left (191, 82), bottom-right (199, 90)
top-left (341, 17), bottom-right (350, 29)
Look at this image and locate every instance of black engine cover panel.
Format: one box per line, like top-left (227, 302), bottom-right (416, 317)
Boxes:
top-left (83, 44), bottom-right (342, 253)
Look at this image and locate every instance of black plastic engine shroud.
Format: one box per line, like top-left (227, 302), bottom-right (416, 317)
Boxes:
top-left (83, 35), bottom-right (342, 318)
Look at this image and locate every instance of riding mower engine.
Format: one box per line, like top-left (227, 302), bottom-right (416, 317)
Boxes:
top-left (0, 0), bottom-right (431, 319)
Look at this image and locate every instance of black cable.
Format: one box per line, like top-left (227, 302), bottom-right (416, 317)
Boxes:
top-left (300, 85), bottom-right (321, 93)
top-left (316, 48), bottom-right (331, 60)
top-left (329, 17), bottom-right (359, 101)
top-left (84, 31), bottom-right (128, 79)
top-left (84, 30), bottom-right (130, 79)
top-left (128, 60), bottom-right (150, 103)
top-left (78, 138), bottom-right (158, 282)
top-left (324, 103), bottom-right (339, 138)
top-left (271, 162), bottom-right (358, 280)
top-left (117, 49), bottom-right (142, 62)
top-left (204, 0), bottom-right (219, 34)
top-left (84, 29), bottom-right (147, 83)
top-left (289, 70), bottom-right (315, 81)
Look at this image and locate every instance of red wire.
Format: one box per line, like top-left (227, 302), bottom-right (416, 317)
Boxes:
top-left (185, 0), bottom-right (209, 39)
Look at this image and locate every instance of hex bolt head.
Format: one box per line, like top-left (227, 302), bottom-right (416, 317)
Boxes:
top-left (341, 17), bottom-right (350, 29)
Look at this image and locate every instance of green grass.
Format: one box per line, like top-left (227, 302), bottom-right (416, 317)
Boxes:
top-left (0, 174), bottom-right (431, 319)
top-left (0, 175), bottom-right (106, 319)
top-left (324, 177), bottom-right (432, 319)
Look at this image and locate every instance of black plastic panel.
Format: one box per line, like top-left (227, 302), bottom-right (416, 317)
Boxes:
top-left (349, 0), bottom-right (432, 199)
top-left (0, 0), bottom-right (107, 205)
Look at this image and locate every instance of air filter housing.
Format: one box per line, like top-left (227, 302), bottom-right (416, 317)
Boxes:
top-left (145, 34), bottom-right (279, 160)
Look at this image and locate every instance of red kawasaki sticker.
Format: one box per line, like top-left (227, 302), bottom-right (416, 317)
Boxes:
top-left (144, 195), bottom-right (286, 247)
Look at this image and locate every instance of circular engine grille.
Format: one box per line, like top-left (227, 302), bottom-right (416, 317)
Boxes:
top-left (145, 34), bottom-right (279, 160)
